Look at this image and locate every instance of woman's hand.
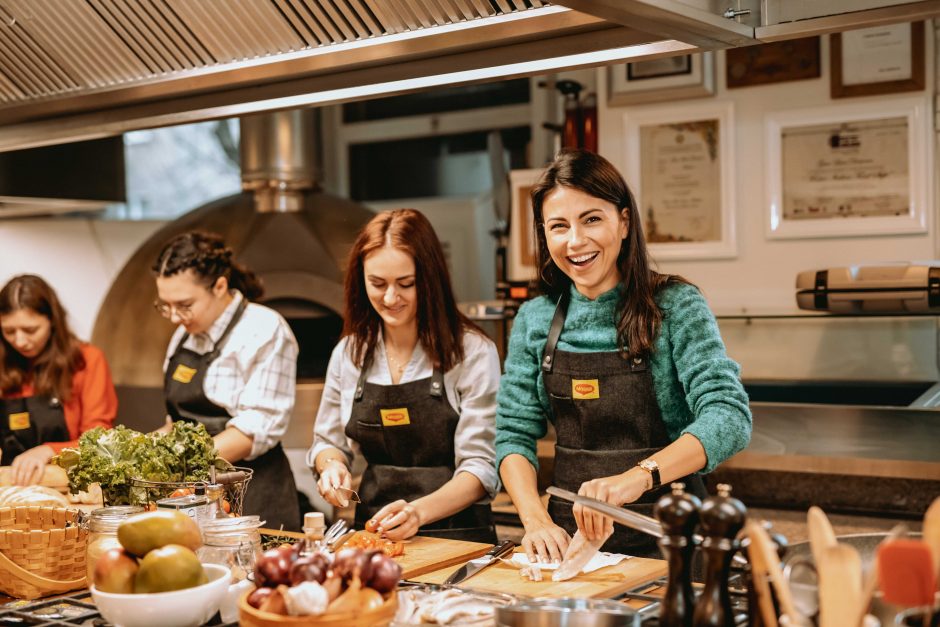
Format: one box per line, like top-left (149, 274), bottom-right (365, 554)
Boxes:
top-left (11, 445), bottom-right (55, 486)
top-left (370, 499), bottom-right (422, 541)
top-left (153, 416), bottom-right (173, 435)
top-left (574, 469), bottom-right (648, 541)
top-left (521, 518), bottom-right (570, 564)
top-left (316, 459), bottom-right (352, 507)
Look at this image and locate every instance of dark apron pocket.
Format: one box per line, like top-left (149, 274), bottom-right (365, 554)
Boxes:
top-left (354, 420), bottom-right (390, 464)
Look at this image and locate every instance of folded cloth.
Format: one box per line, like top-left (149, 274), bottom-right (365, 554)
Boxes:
top-left (510, 551), bottom-right (629, 574)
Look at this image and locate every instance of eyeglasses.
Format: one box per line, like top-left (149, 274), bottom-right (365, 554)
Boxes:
top-left (153, 300), bottom-right (195, 322)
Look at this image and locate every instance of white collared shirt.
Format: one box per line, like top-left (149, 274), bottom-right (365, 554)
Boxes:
top-left (307, 330), bottom-right (501, 498)
top-left (163, 291), bottom-right (298, 460)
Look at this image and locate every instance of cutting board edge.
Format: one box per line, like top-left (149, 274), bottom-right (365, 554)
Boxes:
top-left (400, 544), bottom-right (493, 579)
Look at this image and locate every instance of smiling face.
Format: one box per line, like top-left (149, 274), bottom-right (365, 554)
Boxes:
top-left (542, 185), bottom-right (628, 300)
top-left (362, 245), bottom-right (418, 332)
top-left (155, 269), bottom-right (230, 336)
top-left (1, 307), bottom-right (52, 360)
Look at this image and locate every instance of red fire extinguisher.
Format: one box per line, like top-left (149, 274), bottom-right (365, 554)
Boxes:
top-left (555, 80), bottom-right (597, 153)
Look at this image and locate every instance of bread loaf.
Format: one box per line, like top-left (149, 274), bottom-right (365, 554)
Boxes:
top-left (0, 485), bottom-right (71, 507)
top-left (0, 465), bottom-right (69, 488)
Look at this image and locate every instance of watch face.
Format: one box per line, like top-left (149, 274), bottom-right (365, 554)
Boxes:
top-left (640, 460), bottom-right (657, 471)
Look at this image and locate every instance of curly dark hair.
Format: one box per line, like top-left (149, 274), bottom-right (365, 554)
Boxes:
top-left (151, 231), bottom-right (263, 301)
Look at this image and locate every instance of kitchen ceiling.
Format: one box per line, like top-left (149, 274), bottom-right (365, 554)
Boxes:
top-left (0, 0), bottom-right (935, 151)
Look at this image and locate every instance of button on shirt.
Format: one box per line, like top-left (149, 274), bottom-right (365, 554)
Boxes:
top-left (307, 330), bottom-right (501, 498)
top-left (163, 291), bottom-right (298, 460)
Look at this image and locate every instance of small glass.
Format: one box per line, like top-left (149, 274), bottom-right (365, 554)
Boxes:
top-left (196, 515), bottom-right (263, 583)
top-left (84, 506), bottom-right (145, 583)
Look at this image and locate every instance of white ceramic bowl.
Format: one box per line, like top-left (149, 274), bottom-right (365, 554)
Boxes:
top-left (90, 563), bottom-right (231, 627)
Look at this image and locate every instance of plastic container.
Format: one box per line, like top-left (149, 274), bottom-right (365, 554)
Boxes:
top-left (84, 505), bottom-right (145, 584)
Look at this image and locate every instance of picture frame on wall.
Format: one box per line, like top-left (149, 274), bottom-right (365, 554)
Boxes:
top-left (506, 168), bottom-right (543, 282)
top-left (607, 52), bottom-right (715, 106)
top-left (765, 97), bottom-right (931, 240)
top-left (726, 37), bottom-right (820, 88)
top-left (831, 21), bottom-right (925, 98)
top-left (624, 100), bottom-right (736, 260)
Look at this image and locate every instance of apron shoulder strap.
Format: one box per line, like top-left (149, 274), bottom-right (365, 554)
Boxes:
top-left (429, 368), bottom-right (444, 398)
top-left (542, 290), bottom-right (570, 373)
top-left (207, 298), bottom-right (249, 360)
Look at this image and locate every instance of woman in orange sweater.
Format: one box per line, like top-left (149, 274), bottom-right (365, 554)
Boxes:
top-left (0, 275), bottom-right (117, 485)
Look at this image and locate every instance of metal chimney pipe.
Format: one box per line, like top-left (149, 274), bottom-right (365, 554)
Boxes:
top-left (240, 109), bottom-right (317, 213)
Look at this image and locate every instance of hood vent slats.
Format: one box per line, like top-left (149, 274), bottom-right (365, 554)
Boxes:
top-left (0, 0), bottom-right (549, 104)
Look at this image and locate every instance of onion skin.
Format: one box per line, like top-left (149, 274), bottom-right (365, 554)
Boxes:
top-left (254, 546), bottom-right (296, 587)
top-left (366, 552), bottom-right (402, 593)
top-left (331, 548), bottom-right (376, 583)
top-left (247, 586), bottom-right (273, 609)
top-left (289, 557), bottom-right (327, 586)
top-left (258, 586), bottom-right (289, 615)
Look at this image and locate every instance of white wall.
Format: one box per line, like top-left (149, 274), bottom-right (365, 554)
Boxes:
top-left (597, 31), bottom-right (938, 314)
top-left (0, 218), bottom-right (165, 340)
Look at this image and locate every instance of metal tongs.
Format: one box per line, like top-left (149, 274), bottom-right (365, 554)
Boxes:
top-left (547, 486), bottom-right (750, 566)
top-left (546, 487), bottom-right (663, 538)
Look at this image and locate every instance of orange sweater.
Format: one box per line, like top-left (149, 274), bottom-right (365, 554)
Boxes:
top-left (4, 344), bottom-right (118, 453)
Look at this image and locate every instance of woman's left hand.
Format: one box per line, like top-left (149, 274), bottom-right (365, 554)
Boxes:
top-left (10, 445), bottom-right (55, 486)
top-left (574, 470), bottom-right (648, 542)
top-left (370, 499), bottom-right (423, 541)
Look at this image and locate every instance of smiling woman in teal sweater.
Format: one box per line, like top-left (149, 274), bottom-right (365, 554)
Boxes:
top-left (496, 150), bottom-right (751, 563)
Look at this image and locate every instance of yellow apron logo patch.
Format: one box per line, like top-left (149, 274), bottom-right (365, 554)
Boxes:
top-left (380, 408), bottom-right (411, 426)
top-left (572, 379), bottom-right (600, 400)
top-left (8, 412), bottom-right (30, 430)
top-left (172, 364), bottom-right (198, 384)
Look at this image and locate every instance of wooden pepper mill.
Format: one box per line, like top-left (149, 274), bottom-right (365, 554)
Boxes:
top-left (655, 482), bottom-right (702, 627)
top-left (693, 483), bottom-right (747, 627)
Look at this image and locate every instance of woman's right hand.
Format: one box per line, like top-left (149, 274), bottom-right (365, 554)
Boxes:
top-left (521, 518), bottom-right (571, 564)
top-left (316, 459), bottom-right (352, 507)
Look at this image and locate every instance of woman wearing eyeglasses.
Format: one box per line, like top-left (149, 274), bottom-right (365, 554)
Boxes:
top-left (153, 231), bottom-right (301, 530)
top-left (0, 274), bottom-right (117, 485)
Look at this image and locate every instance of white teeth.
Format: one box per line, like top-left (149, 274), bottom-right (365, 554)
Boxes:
top-left (568, 252), bottom-right (598, 264)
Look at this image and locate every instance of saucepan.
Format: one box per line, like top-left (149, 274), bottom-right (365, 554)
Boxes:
top-left (495, 598), bottom-right (641, 627)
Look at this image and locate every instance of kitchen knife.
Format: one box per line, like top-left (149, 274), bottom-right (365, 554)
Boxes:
top-left (546, 486), bottom-right (664, 538)
top-left (443, 540), bottom-right (516, 586)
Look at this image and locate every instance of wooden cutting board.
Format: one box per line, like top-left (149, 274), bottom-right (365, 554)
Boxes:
top-left (395, 536), bottom-right (493, 579)
top-left (410, 548), bottom-right (667, 599)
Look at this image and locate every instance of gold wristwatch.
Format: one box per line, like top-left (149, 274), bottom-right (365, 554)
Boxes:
top-left (637, 459), bottom-right (661, 490)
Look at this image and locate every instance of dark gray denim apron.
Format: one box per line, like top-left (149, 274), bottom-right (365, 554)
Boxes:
top-left (164, 299), bottom-right (300, 531)
top-left (1, 394), bottom-right (69, 463)
top-left (346, 358), bottom-right (496, 543)
top-left (542, 290), bottom-right (706, 557)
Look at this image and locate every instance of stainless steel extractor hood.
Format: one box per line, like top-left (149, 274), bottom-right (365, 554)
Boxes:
top-left (0, 0), bottom-right (936, 152)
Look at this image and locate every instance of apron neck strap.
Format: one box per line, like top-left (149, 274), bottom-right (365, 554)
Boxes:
top-left (542, 290), bottom-right (570, 373)
top-left (353, 351), bottom-right (445, 401)
top-left (170, 297), bottom-right (249, 360)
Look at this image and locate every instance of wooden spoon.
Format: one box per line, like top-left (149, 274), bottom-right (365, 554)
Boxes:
top-left (923, 496), bottom-right (940, 584)
top-left (747, 521), bottom-right (804, 627)
top-left (745, 521), bottom-right (779, 627)
top-left (818, 543), bottom-right (862, 627)
top-left (807, 506), bottom-right (837, 568)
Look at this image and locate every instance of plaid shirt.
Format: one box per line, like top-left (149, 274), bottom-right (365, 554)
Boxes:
top-left (164, 291), bottom-right (298, 460)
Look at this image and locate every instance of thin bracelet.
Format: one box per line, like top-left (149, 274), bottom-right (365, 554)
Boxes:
top-left (318, 457), bottom-right (346, 474)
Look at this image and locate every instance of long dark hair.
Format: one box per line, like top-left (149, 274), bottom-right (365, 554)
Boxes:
top-left (343, 209), bottom-right (480, 372)
top-left (152, 231), bottom-right (263, 301)
top-left (530, 149), bottom-right (690, 359)
top-left (0, 275), bottom-right (85, 400)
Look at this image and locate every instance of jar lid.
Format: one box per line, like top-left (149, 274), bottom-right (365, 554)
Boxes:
top-left (304, 512), bottom-right (325, 528)
top-left (87, 505), bottom-right (145, 532)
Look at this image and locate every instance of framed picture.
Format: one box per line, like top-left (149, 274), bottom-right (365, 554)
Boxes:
top-left (831, 21), bottom-right (925, 98)
top-left (506, 168), bottom-right (543, 282)
top-left (765, 97), bottom-right (931, 240)
top-left (607, 52), bottom-right (715, 106)
top-left (624, 101), bottom-right (736, 260)
top-left (726, 37), bottom-right (820, 88)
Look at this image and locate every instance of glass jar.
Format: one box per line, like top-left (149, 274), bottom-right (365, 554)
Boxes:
top-left (84, 505), bottom-right (145, 583)
top-left (196, 515), bottom-right (263, 582)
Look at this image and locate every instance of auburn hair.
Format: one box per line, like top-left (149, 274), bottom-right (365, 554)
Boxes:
top-left (530, 149), bottom-right (691, 359)
top-left (0, 275), bottom-right (85, 401)
top-left (343, 209), bottom-right (480, 372)
top-left (152, 231), bottom-right (264, 301)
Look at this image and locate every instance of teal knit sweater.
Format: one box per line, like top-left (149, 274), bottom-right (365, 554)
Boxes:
top-left (495, 282), bottom-right (751, 474)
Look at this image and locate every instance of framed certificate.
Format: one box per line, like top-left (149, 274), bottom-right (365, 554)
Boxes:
top-left (831, 22), bottom-right (925, 98)
top-left (765, 97), bottom-right (931, 239)
top-left (607, 53), bottom-right (715, 106)
top-left (624, 101), bottom-right (736, 260)
top-left (506, 168), bottom-right (543, 282)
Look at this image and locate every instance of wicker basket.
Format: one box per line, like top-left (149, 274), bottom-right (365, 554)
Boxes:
top-left (0, 506), bottom-right (87, 599)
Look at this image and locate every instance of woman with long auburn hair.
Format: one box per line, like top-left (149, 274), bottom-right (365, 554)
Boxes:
top-left (0, 275), bottom-right (117, 485)
top-left (496, 149), bottom-right (751, 563)
top-left (309, 209), bottom-right (500, 542)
